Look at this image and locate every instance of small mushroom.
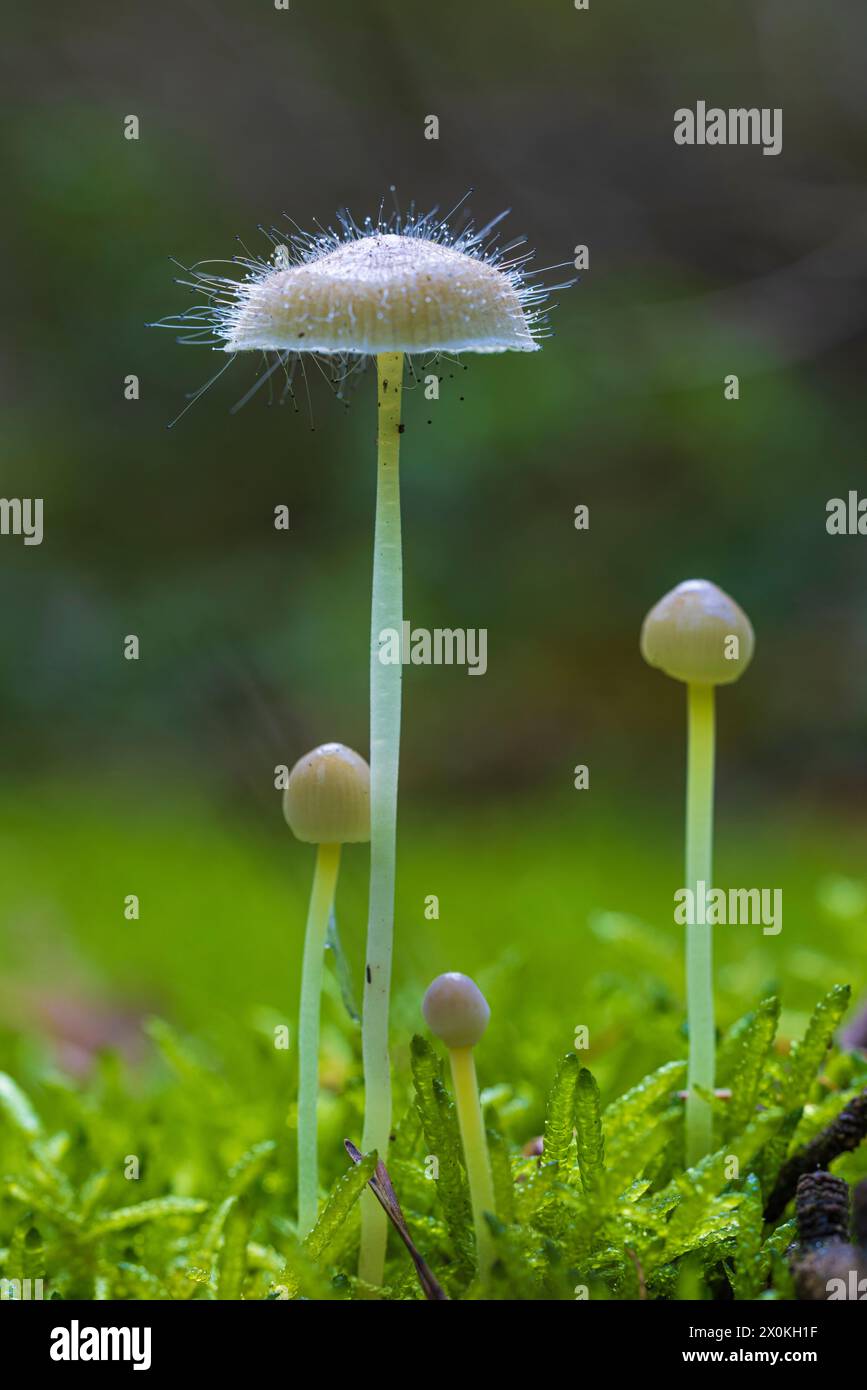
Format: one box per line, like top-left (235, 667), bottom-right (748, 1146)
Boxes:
top-left (640, 578), bottom-right (754, 686)
top-left (284, 741), bottom-right (370, 847)
top-left (641, 579), bottom-right (754, 1165)
top-left (423, 973), bottom-right (496, 1286)
top-left (284, 742), bottom-right (370, 1237)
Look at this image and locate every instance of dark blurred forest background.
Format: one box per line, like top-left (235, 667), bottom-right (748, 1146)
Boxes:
top-left (1, 1), bottom-right (866, 1047)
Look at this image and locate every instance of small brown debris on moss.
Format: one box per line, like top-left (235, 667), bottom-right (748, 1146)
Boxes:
top-left (764, 1090), bottom-right (867, 1222)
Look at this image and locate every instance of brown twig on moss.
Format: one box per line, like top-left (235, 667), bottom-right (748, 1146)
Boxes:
top-left (344, 1139), bottom-right (447, 1301)
top-left (794, 1172), bottom-right (851, 1245)
top-left (764, 1090), bottom-right (867, 1223)
top-left (789, 1173), bottom-right (867, 1300)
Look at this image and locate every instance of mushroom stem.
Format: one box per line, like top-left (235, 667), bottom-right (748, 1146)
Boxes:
top-left (448, 1045), bottom-right (496, 1286)
top-left (359, 351), bottom-right (405, 1285)
top-left (297, 840), bottom-right (342, 1238)
top-left (685, 681), bottom-right (716, 1165)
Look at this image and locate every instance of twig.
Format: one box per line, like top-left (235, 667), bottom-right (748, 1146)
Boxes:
top-left (344, 1140), bottom-right (448, 1301)
top-left (764, 1091), bottom-right (867, 1223)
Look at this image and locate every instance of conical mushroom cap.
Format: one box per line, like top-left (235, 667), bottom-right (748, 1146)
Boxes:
top-left (282, 743), bottom-right (370, 844)
top-left (422, 972), bottom-right (490, 1048)
top-left (640, 579), bottom-right (754, 686)
top-left (225, 233), bottom-right (540, 356)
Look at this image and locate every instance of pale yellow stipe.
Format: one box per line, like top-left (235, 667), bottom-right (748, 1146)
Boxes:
top-left (297, 841), bottom-right (342, 1238)
top-left (358, 353), bottom-right (405, 1287)
top-left (449, 1045), bottom-right (496, 1288)
top-left (685, 683), bottom-right (716, 1165)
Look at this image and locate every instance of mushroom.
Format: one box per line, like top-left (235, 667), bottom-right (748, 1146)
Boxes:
top-left (422, 972), bottom-right (496, 1286)
top-left (283, 742), bottom-right (370, 1237)
top-left (158, 202), bottom-right (567, 1282)
top-left (640, 579), bottom-right (754, 1164)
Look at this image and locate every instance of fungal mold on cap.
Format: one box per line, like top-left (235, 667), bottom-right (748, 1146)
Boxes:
top-left (422, 972), bottom-right (491, 1049)
top-left (283, 742), bottom-right (370, 845)
top-left (159, 202), bottom-right (570, 369)
top-left (223, 232), bottom-right (540, 356)
top-left (640, 578), bottom-right (754, 686)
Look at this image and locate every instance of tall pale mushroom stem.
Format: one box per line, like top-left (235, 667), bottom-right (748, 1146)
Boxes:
top-left (359, 351), bottom-right (405, 1285)
top-left (449, 1045), bottom-right (496, 1286)
top-left (685, 682), bottom-right (716, 1166)
top-left (297, 841), bottom-right (342, 1238)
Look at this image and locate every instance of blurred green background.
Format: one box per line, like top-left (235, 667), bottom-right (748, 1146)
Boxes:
top-left (2, 0), bottom-right (867, 1096)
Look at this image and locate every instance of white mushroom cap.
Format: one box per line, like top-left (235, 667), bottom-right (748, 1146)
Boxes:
top-left (282, 743), bottom-right (370, 844)
top-left (422, 972), bottom-right (491, 1049)
top-left (640, 579), bottom-right (754, 686)
top-left (224, 233), bottom-right (540, 356)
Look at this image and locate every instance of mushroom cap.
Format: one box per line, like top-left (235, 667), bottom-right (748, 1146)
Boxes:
top-left (422, 972), bottom-right (490, 1049)
top-left (282, 743), bottom-right (370, 844)
top-left (640, 579), bottom-right (754, 686)
top-left (225, 233), bottom-right (540, 356)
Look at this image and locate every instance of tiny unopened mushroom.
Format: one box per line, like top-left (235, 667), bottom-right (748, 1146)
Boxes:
top-left (284, 742), bottom-right (370, 1237)
top-left (422, 972), bottom-right (496, 1285)
top-left (640, 579), bottom-right (754, 687)
top-left (641, 579), bottom-right (754, 1165)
